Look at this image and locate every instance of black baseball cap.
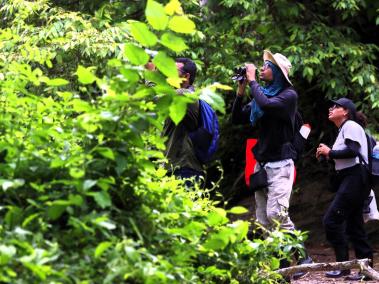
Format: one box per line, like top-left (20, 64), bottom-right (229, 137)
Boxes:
top-left (329, 98), bottom-right (357, 120)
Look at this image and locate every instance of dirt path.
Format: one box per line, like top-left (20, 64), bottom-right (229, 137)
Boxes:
top-left (292, 244), bottom-right (379, 283)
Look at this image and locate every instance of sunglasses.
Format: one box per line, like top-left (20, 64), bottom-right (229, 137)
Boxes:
top-left (329, 104), bottom-right (343, 110)
top-left (262, 63), bottom-right (271, 70)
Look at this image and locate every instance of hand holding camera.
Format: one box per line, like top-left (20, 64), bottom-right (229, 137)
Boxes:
top-left (232, 63), bottom-right (258, 83)
top-left (316, 143), bottom-right (330, 161)
top-left (245, 63), bottom-right (257, 82)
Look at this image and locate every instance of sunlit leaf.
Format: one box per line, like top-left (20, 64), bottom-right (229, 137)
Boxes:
top-left (152, 52), bottom-right (178, 78)
top-left (203, 233), bottom-right (229, 250)
top-left (164, 0), bottom-right (183, 15)
top-left (169, 95), bottom-right (190, 125)
top-left (46, 78), bottom-right (69, 86)
top-left (160, 32), bottom-right (188, 52)
top-left (211, 82), bottom-right (233, 91)
top-left (228, 206), bottom-right (248, 214)
top-left (0, 245), bottom-right (16, 265)
top-left (199, 87), bottom-right (225, 114)
top-left (146, 0), bottom-right (169, 30)
top-left (0, 179), bottom-right (25, 191)
top-left (120, 68), bottom-right (140, 83)
top-left (168, 16), bottom-right (195, 34)
top-left (95, 242), bottom-right (112, 258)
top-left (72, 99), bottom-right (92, 112)
top-left (83, 179), bottom-right (97, 191)
top-left (207, 208), bottom-right (229, 226)
top-left (76, 66), bottom-right (97, 85)
top-left (129, 21), bottom-right (157, 47)
top-left (95, 147), bottom-right (115, 160)
top-left (69, 168), bottom-right (85, 179)
top-left (124, 44), bottom-right (149, 66)
top-left (96, 220), bottom-right (116, 230)
top-left (166, 77), bottom-right (183, 88)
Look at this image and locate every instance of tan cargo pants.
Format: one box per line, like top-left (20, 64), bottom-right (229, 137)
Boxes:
top-left (254, 160), bottom-right (295, 231)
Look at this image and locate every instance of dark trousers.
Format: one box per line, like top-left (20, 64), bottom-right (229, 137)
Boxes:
top-left (323, 164), bottom-right (373, 262)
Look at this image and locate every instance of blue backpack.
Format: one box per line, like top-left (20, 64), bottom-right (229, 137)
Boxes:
top-left (189, 100), bottom-right (219, 164)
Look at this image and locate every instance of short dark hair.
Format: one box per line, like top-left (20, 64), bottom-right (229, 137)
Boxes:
top-left (176, 57), bottom-right (196, 85)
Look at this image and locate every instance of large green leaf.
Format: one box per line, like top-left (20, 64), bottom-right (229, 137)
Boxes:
top-left (152, 52), bottom-right (178, 78)
top-left (168, 16), bottom-right (195, 34)
top-left (69, 168), bottom-right (85, 179)
top-left (129, 21), bottom-right (158, 47)
top-left (207, 208), bottom-right (228, 226)
top-left (95, 147), bottom-right (115, 160)
top-left (91, 191), bottom-right (112, 209)
top-left (47, 205), bottom-right (66, 220)
top-left (199, 87), bottom-right (225, 114)
top-left (146, 0), bottom-right (169, 30)
top-left (169, 95), bottom-right (189, 125)
top-left (94, 242), bottom-right (112, 258)
top-left (203, 233), bottom-right (229, 251)
top-left (46, 78), bottom-right (69, 86)
top-left (0, 245), bottom-right (16, 265)
top-left (120, 68), bottom-right (140, 83)
top-left (76, 66), bottom-right (97, 85)
top-left (228, 206), bottom-right (248, 214)
top-left (160, 32), bottom-right (188, 52)
top-left (124, 44), bottom-right (149, 66)
top-left (144, 69), bottom-right (168, 86)
top-left (0, 179), bottom-right (25, 191)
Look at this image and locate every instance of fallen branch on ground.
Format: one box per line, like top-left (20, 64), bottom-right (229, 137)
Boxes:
top-left (275, 258), bottom-right (379, 280)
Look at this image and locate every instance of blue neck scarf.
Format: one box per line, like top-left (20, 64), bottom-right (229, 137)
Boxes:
top-left (250, 61), bottom-right (287, 126)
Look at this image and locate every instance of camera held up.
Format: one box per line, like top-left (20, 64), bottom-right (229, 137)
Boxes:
top-left (231, 66), bottom-right (246, 82)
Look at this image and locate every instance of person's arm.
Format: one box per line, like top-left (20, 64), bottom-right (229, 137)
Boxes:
top-left (244, 64), bottom-right (295, 119)
top-left (231, 80), bottom-right (251, 124)
top-left (231, 96), bottom-right (251, 124)
top-left (249, 81), bottom-right (296, 119)
top-left (325, 139), bottom-right (360, 159)
top-left (329, 139), bottom-right (360, 159)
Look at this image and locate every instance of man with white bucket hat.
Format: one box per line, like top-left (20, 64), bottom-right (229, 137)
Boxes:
top-left (232, 50), bottom-right (312, 280)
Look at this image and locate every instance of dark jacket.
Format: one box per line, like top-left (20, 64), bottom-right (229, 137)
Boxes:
top-left (232, 81), bottom-right (298, 162)
top-left (162, 98), bottom-right (202, 173)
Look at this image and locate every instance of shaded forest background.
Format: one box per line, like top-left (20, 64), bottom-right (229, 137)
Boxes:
top-left (0, 0), bottom-right (378, 283)
top-left (49, 0), bottom-right (379, 196)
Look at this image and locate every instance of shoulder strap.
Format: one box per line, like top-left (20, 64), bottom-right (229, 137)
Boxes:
top-left (367, 133), bottom-right (373, 174)
top-left (357, 133), bottom-right (372, 174)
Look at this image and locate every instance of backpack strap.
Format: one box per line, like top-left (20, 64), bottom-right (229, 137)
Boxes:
top-left (357, 133), bottom-right (373, 175)
top-left (367, 133), bottom-right (373, 175)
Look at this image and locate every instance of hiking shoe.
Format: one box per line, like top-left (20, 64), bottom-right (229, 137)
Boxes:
top-left (325, 269), bottom-right (350, 278)
top-left (292, 256), bottom-right (313, 280)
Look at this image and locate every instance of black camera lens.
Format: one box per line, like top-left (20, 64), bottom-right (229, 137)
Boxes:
top-left (232, 66), bottom-right (246, 81)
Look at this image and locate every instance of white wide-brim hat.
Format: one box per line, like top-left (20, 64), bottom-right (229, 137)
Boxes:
top-left (263, 50), bottom-right (293, 85)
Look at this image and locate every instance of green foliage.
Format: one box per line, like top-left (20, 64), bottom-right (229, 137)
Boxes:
top-left (0, 0), bottom-right (298, 283)
top-left (181, 0), bottom-right (379, 199)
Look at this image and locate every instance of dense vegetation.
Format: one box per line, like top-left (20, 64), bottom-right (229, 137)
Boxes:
top-left (0, 0), bottom-right (377, 283)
